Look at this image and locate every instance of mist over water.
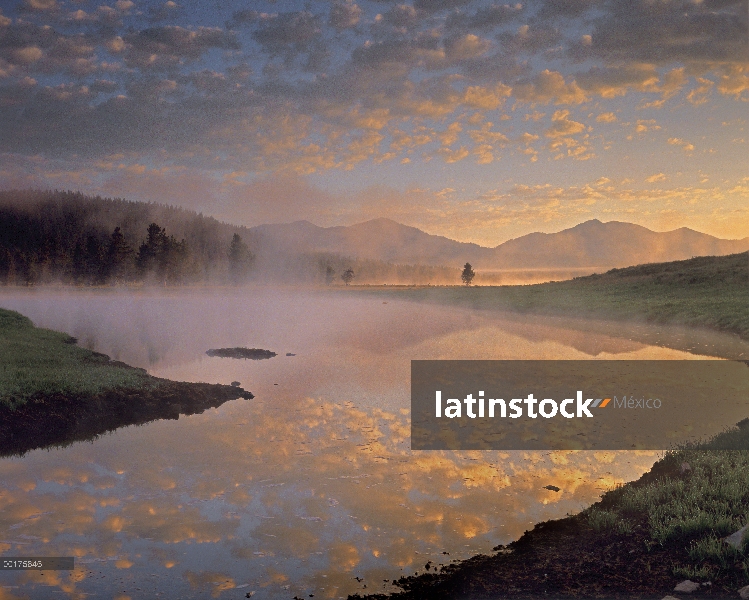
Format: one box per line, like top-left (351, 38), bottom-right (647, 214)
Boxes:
top-left (0, 288), bottom-right (745, 599)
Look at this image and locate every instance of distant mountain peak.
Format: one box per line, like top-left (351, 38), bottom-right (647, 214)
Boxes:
top-left (247, 214), bottom-right (749, 271)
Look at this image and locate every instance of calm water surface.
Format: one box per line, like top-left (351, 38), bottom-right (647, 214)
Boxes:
top-left (1, 288), bottom-right (745, 599)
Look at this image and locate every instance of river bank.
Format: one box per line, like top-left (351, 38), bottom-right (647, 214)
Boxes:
top-left (0, 307), bottom-right (252, 456)
top-left (347, 252), bottom-right (749, 345)
top-left (352, 423), bottom-right (749, 599)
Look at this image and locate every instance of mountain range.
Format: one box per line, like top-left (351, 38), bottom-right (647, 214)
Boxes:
top-left (249, 218), bottom-right (749, 270)
top-left (1, 190), bottom-right (747, 284)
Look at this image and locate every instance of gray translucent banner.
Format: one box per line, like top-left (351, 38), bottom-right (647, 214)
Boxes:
top-left (411, 360), bottom-right (749, 450)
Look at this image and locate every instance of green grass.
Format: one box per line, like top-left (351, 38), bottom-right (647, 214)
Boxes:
top-left (583, 423), bottom-right (749, 581)
top-left (352, 252), bottom-right (749, 340)
top-left (0, 308), bottom-right (153, 409)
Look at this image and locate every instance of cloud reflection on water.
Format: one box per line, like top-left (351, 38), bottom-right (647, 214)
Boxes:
top-left (0, 288), bottom-right (742, 598)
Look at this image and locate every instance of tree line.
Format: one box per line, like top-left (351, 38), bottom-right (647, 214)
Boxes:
top-left (0, 190), bottom-right (254, 285)
top-left (0, 189), bottom-right (470, 286)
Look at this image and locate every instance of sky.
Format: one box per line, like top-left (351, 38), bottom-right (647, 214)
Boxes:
top-left (0, 0), bottom-right (747, 246)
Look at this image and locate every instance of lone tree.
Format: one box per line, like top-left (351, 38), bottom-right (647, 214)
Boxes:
top-left (461, 262), bottom-right (475, 286)
top-left (325, 265), bottom-right (336, 285)
top-left (341, 268), bottom-right (355, 286)
top-left (228, 233), bottom-right (254, 284)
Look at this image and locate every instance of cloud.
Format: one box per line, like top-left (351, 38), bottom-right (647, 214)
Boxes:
top-left (536, 0), bottom-right (599, 19)
top-left (444, 3), bottom-right (523, 31)
top-left (513, 70), bottom-right (588, 105)
top-left (569, 0), bottom-right (749, 69)
top-left (634, 119), bottom-right (660, 133)
top-left (544, 109), bottom-right (592, 160)
top-left (329, 1), bottom-right (362, 30)
top-left (413, 0), bottom-right (472, 13)
top-left (444, 34), bottom-right (491, 61)
top-left (595, 112), bottom-right (617, 123)
top-left (22, 0), bottom-right (57, 11)
top-left (462, 83), bottom-right (512, 109)
top-left (468, 121), bottom-right (509, 145)
top-left (0, 21), bottom-right (99, 76)
top-left (124, 26), bottom-right (239, 70)
top-left (545, 109), bottom-right (585, 138)
top-left (576, 64), bottom-right (659, 99)
top-left (251, 11), bottom-right (323, 56)
top-left (646, 173), bottom-right (666, 183)
top-left (497, 24), bottom-right (563, 55)
top-left (148, 1), bottom-right (179, 22)
top-left (687, 77), bottom-right (714, 105)
top-left (667, 137), bottom-right (695, 152)
top-left (717, 65), bottom-right (749, 99)
top-left (438, 121), bottom-right (463, 146)
top-left (380, 4), bottom-right (419, 28)
top-left (12, 46), bottom-right (44, 65)
top-left (0, 0), bottom-right (744, 197)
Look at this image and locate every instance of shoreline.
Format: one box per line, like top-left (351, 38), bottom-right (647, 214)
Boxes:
top-left (342, 252), bottom-right (749, 345)
top-left (0, 377), bottom-right (253, 457)
top-left (0, 307), bottom-right (253, 457)
top-left (350, 424), bottom-right (749, 600)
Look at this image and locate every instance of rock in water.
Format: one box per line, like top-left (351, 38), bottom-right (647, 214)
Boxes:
top-left (206, 348), bottom-right (277, 360)
top-left (674, 580), bottom-right (700, 593)
top-left (230, 381), bottom-right (241, 387)
top-left (738, 585), bottom-right (749, 599)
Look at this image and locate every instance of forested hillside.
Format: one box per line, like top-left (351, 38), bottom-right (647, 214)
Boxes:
top-left (0, 189), bottom-right (255, 285)
top-left (0, 190), bottom-right (458, 286)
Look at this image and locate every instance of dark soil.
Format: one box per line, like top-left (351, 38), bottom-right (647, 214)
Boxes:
top-left (350, 514), bottom-right (736, 600)
top-left (206, 347), bottom-right (277, 359)
top-left (0, 374), bottom-right (253, 457)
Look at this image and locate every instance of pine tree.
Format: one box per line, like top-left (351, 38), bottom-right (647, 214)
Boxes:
top-left (228, 233), bottom-right (254, 284)
top-left (103, 227), bottom-right (133, 283)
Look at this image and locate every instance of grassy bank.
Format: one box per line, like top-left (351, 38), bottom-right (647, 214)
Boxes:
top-left (0, 308), bottom-right (154, 409)
top-left (0, 307), bottom-right (252, 456)
top-left (354, 423), bottom-right (749, 599)
top-left (351, 252), bottom-right (749, 342)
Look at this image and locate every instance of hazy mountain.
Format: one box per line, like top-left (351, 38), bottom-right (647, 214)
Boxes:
top-left (250, 218), bottom-right (749, 270)
top-left (250, 218), bottom-right (493, 266)
top-left (492, 219), bottom-right (749, 268)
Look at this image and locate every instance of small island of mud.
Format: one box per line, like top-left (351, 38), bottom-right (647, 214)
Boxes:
top-left (206, 347), bottom-right (277, 359)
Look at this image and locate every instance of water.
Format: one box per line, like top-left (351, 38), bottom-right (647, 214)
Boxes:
top-left (0, 288), bottom-right (746, 599)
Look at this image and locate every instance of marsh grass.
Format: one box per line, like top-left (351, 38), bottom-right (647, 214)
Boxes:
top-left (0, 308), bottom-right (153, 409)
top-left (583, 424), bottom-right (749, 581)
top-left (672, 564), bottom-right (715, 580)
top-left (585, 507), bottom-right (633, 534)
